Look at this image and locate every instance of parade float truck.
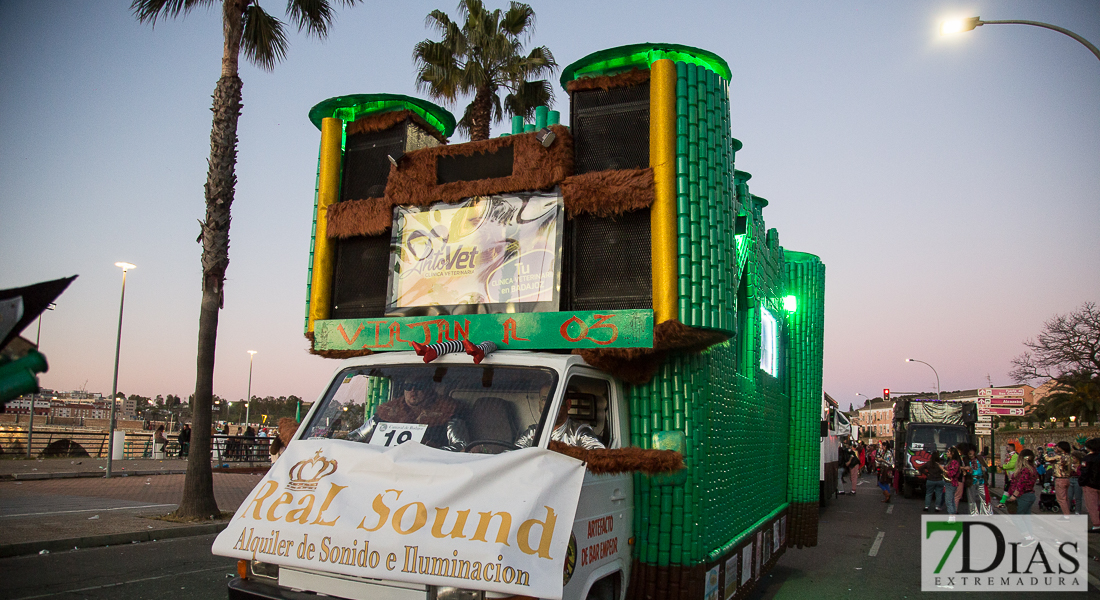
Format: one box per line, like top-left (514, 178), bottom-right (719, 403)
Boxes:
top-left (215, 43), bottom-right (826, 600)
top-left (892, 399), bottom-right (978, 499)
top-left (819, 393), bottom-right (847, 504)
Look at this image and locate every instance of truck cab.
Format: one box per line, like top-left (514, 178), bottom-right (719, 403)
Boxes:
top-left (230, 351), bottom-right (632, 600)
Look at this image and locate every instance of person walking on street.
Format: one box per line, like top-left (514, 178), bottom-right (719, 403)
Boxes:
top-left (943, 446), bottom-right (964, 514)
top-left (845, 444), bottom-right (860, 495)
top-left (965, 444), bottom-right (991, 515)
top-left (1070, 450), bottom-right (1085, 515)
top-left (1002, 445), bottom-right (1019, 489)
top-left (920, 450), bottom-right (946, 512)
top-left (1006, 449), bottom-right (1039, 515)
top-left (1053, 441), bottom-right (1074, 515)
top-left (837, 442), bottom-right (849, 495)
top-left (1079, 438), bottom-right (1100, 533)
top-left (877, 440), bottom-right (894, 503)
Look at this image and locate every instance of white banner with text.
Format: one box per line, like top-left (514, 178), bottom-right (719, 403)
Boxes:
top-left (212, 440), bottom-right (586, 599)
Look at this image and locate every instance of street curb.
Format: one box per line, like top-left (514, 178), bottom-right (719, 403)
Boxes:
top-left (2, 470), bottom-right (188, 481)
top-left (0, 521), bottom-right (229, 559)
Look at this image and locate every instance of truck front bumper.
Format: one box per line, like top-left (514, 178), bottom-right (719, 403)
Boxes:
top-left (228, 577), bottom-right (318, 600)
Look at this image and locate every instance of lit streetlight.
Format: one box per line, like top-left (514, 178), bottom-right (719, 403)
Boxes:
top-left (245, 350), bottom-right (256, 425)
top-left (106, 262), bottom-right (135, 478)
top-left (904, 358), bottom-right (941, 401)
top-left (940, 16), bottom-right (1100, 63)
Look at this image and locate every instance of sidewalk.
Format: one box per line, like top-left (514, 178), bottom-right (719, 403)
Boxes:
top-left (0, 456), bottom-right (267, 558)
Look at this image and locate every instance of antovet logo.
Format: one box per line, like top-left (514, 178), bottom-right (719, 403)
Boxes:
top-left (921, 516), bottom-right (1086, 592)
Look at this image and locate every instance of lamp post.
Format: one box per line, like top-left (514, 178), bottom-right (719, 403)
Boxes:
top-left (245, 350), bottom-right (256, 426)
top-left (941, 16), bottom-right (1100, 63)
top-left (106, 262), bottom-right (135, 478)
top-left (905, 358), bottom-right (941, 401)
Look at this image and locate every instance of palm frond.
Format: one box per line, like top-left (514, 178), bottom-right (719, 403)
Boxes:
top-left (130, 0), bottom-right (215, 27)
top-left (500, 2), bottom-right (534, 38)
top-left (241, 4), bottom-right (288, 71)
top-left (287, 0), bottom-right (353, 38)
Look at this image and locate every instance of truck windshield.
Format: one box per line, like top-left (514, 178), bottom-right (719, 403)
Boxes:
top-left (908, 424), bottom-right (969, 453)
top-left (302, 364), bottom-right (557, 454)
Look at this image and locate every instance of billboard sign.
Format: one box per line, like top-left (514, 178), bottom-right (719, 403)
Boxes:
top-left (388, 193), bottom-right (563, 314)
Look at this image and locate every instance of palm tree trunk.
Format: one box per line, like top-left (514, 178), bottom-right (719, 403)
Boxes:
top-left (175, 0), bottom-right (245, 521)
top-left (470, 87), bottom-right (494, 141)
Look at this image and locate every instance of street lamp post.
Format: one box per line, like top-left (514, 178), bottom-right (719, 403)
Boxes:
top-left (245, 350), bottom-right (256, 426)
top-left (26, 303), bottom-right (55, 459)
top-left (905, 358), bottom-right (941, 401)
top-left (106, 262), bottom-right (135, 478)
top-left (941, 16), bottom-right (1100, 63)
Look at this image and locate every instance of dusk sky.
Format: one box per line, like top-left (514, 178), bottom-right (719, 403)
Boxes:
top-left (2, 1), bottom-right (1097, 411)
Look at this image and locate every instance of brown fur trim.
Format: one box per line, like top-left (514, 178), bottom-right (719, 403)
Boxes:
top-left (567, 68), bottom-right (651, 92)
top-left (277, 417), bottom-right (300, 445)
top-left (346, 109), bottom-right (447, 144)
top-left (548, 441), bottom-right (684, 475)
top-left (561, 168), bottom-right (654, 217)
top-left (305, 330), bottom-right (375, 359)
top-left (326, 196), bottom-right (393, 238)
top-left (574, 320), bottom-right (731, 384)
top-left (384, 125), bottom-right (573, 207)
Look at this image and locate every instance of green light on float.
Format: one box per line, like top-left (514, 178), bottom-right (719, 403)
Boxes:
top-left (559, 43), bottom-right (732, 89)
top-left (783, 295), bottom-right (798, 313)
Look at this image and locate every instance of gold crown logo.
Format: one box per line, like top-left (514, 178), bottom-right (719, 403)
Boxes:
top-left (287, 449), bottom-right (338, 491)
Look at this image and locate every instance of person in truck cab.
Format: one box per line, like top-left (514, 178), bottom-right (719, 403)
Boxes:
top-left (515, 386), bottom-right (605, 450)
top-left (348, 380), bottom-right (469, 451)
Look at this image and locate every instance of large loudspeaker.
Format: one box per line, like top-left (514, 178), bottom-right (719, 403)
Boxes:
top-left (894, 400), bottom-right (909, 422)
top-left (570, 83), bottom-right (650, 174)
top-left (962, 403), bottom-right (978, 424)
top-left (331, 234), bottom-right (391, 319)
top-left (341, 127), bottom-right (406, 200)
top-left (563, 210), bottom-right (652, 311)
top-left (331, 117), bottom-right (441, 320)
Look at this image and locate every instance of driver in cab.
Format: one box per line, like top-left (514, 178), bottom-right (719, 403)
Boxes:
top-left (515, 386), bottom-right (606, 450)
top-left (348, 380), bottom-right (468, 451)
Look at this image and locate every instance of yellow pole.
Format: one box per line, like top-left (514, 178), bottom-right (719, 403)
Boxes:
top-left (649, 59), bottom-right (678, 324)
top-left (308, 117), bottom-right (343, 333)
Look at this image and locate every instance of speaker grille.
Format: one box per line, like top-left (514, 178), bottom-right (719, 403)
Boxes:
top-left (566, 210), bottom-right (652, 311)
top-left (341, 127), bottom-right (406, 201)
top-left (331, 234), bottom-right (392, 319)
top-left (571, 84), bottom-right (650, 174)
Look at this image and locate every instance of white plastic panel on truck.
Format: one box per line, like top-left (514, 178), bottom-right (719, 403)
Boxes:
top-left (560, 370), bottom-right (632, 599)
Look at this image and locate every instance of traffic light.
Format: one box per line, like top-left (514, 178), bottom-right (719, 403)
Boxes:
top-left (883, 388), bottom-right (890, 400)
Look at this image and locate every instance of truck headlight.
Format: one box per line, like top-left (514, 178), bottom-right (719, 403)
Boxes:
top-left (428, 586), bottom-right (484, 600)
top-left (249, 560), bottom-right (280, 581)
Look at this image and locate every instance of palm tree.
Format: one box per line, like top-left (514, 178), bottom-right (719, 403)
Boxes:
top-left (414, 0), bottom-right (557, 141)
top-left (1035, 370), bottom-right (1100, 422)
top-left (131, 0), bottom-right (360, 521)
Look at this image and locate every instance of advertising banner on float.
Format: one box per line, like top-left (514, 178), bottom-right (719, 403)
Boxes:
top-left (212, 440), bottom-right (586, 599)
top-left (388, 193), bottom-right (562, 312)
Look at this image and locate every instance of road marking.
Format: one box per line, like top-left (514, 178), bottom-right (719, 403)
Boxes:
top-left (868, 531), bottom-right (886, 556)
top-left (886, 505), bottom-right (894, 514)
top-left (0, 504), bottom-right (177, 518)
top-left (8, 565), bottom-right (231, 600)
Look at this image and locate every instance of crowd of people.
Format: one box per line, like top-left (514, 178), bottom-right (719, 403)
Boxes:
top-left (835, 435), bottom-right (1100, 534)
